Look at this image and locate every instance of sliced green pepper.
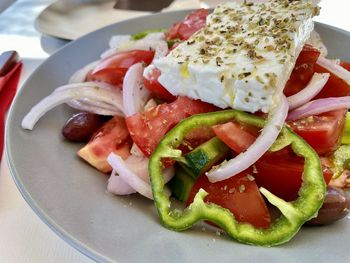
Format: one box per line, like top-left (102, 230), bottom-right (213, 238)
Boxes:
top-left (332, 144), bottom-right (350, 178)
top-left (341, 112), bottom-right (350, 145)
top-left (149, 110), bottom-right (326, 246)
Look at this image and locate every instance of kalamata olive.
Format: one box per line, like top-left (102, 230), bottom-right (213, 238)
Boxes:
top-left (307, 186), bottom-right (350, 225)
top-left (62, 112), bottom-right (106, 142)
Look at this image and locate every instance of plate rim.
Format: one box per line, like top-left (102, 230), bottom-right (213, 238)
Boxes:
top-left (5, 10), bottom-right (350, 263)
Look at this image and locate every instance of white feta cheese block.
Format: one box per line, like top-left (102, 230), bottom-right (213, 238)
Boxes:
top-left (154, 0), bottom-right (318, 113)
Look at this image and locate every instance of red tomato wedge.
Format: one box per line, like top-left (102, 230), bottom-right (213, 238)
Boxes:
top-left (288, 109), bottom-right (346, 155)
top-left (166, 9), bottom-right (208, 41)
top-left (340, 61), bottom-right (350, 71)
top-left (143, 67), bottom-right (176, 102)
top-left (213, 116), bottom-right (339, 200)
top-left (213, 111), bottom-right (345, 156)
top-left (254, 150), bottom-right (333, 201)
top-left (87, 50), bottom-right (154, 86)
top-left (125, 96), bottom-right (218, 157)
top-left (187, 170), bottom-right (271, 229)
top-left (212, 122), bottom-right (257, 153)
top-left (284, 44), bottom-right (350, 98)
top-left (181, 126), bottom-right (215, 153)
top-left (284, 44), bottom-right (321, 97)
top-left (78, 116), bottom-right (131, 173)
top-left (313, 61), bottom-right (350, 99)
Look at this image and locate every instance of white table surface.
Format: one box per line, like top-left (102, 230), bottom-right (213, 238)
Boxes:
top-left (0, 0), bottom-right (349, 262)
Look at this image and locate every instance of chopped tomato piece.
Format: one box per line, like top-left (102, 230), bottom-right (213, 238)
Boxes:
top-left (254, 149), bottom-right (333, 201)
top-left (212, 122), bottom-right (257, 153)
top-left (284, 44), bottom-right (321, 97)
top-left (288, 109), bottom-right (346, 155)
top-left (313, 61), bottom-right (350, 99)
top-left (125, 96), bottom-right (218, 157)
top-left (187, 170), bottom-right (271, 229)
top-left (284, 44), bottom-right (350, 98)
top-left (87, 50), bottom-right (154, 86)
top-left (143, 67), bottom-right (176, 102)
top-left (215, 110), bottom-right (345, 156)
top-left (212, 118), bottom-right (336, 201)
top-left (340, 61), bottom-right (350, 71)
top-left (78, 116), bottom-right (131, 173)
top-left (166, 9), bottom-right (208, 41)
top-left (177, 126), bottom-right (216, 155)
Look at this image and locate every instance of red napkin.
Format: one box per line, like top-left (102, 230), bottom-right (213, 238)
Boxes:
top-left (0, 60), bottom-right (22, 161)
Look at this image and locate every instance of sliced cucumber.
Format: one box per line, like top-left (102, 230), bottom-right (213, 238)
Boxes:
top-left (182, 137), bottom-right (229, 179)
top-left (168, 165), bottom-right (195, 201)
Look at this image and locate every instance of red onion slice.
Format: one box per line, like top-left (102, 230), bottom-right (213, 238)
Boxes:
top-left (123, 63), bottom-right (151, 116)
top-left (107, 153), bottom-right (174, 198)
top-left (22, 82), bottom-right (124, 130)
top-left (124, 155), bottom-right (149, 182)
top-left (69, 60), bottom-right (99, 83)
top-left (287, 96), bottom-right (350, 121)
top-left (107, 170), bottom-right (136, 195)
top-left (206, 95), bottom-right (289, 183)
top-left (57, 82), bottom-right (124, 115)
top-left (317, 56), bottom-right (350, 85)
top-left (124, 155), bottom-right (174, 183)
top-left (107, 153), bottom-right (154, 199)
top-left (287, 73), bottom-right (330, 110)
top-left (306, 31), bottom-right (328, 57)
top-left (66, 99), bottom-right (121, 116)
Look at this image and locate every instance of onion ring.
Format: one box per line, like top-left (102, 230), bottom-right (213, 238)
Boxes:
top-left (287, 73), bottom-right (330, 110)
top-left (22, 82), bottom-right (124, 130)
top-left (123, 63), bottom-right (151, 116)
top-left (287, 96), bottom-right (350, 121)
top-left (69, 60), bottom-right (99, 84)
top-left (107, 153), bottom-right (154, 199)
top-left (107, 170), bottom-right (136, 195)
top-left (317, 56), bottom-right (350, 85)
top-left (107, 154), bottom-right (174, 198)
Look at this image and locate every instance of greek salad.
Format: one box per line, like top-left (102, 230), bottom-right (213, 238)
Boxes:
top-left (22, 0), bottom-right (350, 246)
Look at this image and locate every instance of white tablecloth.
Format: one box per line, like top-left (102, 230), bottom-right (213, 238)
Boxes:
top-left (0, 0), bottom-right (349, 262)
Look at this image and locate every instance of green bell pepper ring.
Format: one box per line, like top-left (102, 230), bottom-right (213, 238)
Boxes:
top-left (148, 110), bottom-right (326, 246)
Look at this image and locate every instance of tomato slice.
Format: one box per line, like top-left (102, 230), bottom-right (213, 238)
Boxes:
top-left (166, 9), bottom-right (208, 41)
top-left (254, 150), bottom-right (332, 201)
top-left (78, 116), bottom-right (131, 173)
top-left (287, 109), bottom-right (346, 155)
top-left (212, 122), bottom-right (257, 153)
top-left (87, 50), bottom-right (154, 86)
top-left (284, 44), bottom-right (321, 97)
top-left (313, 61), bottom-right (350, 99)
top-left (125, 96), bottom-right (218, 157)
top-left (213, 118), bottom-right (337, 201)
top-left (284, 44), bottom-right (350, 98)
top-left (143, 67), bottom-right (176, 102)
top-left (340, 61), bottom-right (350, 71)
top-left (187, 170), bottom-right (271, 229)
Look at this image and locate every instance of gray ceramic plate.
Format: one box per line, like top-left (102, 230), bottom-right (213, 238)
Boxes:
top-left (6, 10), bottom-right (350, 263)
